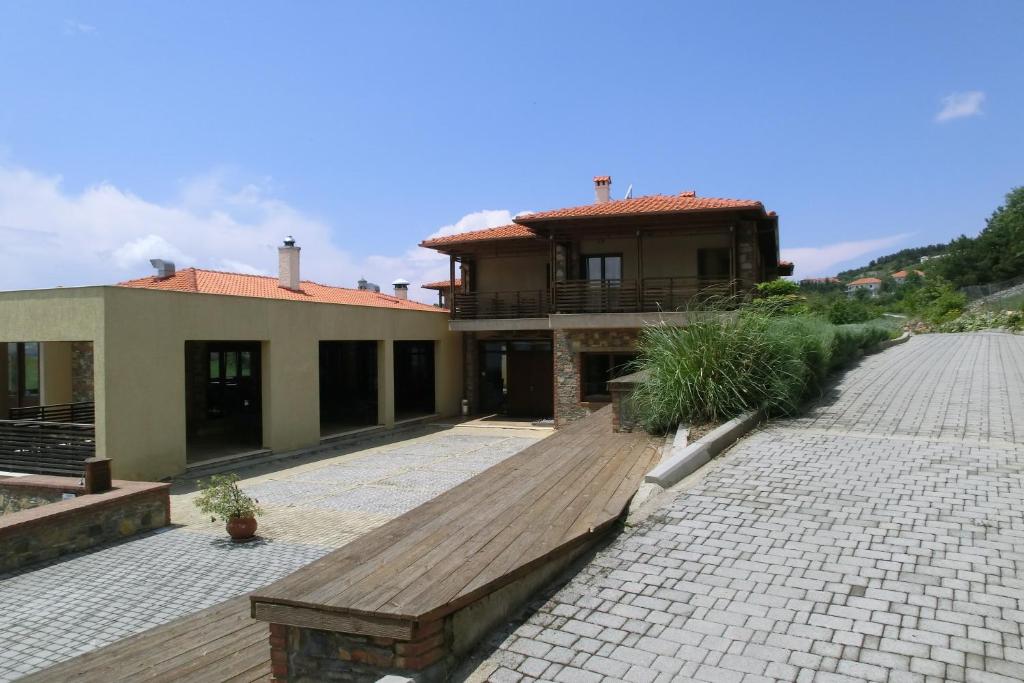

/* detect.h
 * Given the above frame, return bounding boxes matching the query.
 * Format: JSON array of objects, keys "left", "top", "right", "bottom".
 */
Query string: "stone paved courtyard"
[
  {"left": 0, "top": 425, "right": 544, "bottom": 682},
  {"left": 475, "top": 333, "right": 1024, "bottom": 683}
]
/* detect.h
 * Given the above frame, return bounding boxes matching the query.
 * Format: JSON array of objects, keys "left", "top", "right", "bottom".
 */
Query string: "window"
[
  {"left": 581, "top": 352, "right": 637, "bottom": 401},
  {"left": 582, "top": 254, "right": 623, "bottom": 281},
  {"left": 697, "top": 248, "right": 731, "bottom": 281},
  {"left": 6, "top": 342, "right": 40, "bottom": 408}
]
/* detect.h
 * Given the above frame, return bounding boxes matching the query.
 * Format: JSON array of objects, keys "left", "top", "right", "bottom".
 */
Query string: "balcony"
[
  {"left": 452, "top": 289, "right": 549, "bottom": 320},
  {"left": 451, "top": 277, "right": 734, "bottom": 320}
]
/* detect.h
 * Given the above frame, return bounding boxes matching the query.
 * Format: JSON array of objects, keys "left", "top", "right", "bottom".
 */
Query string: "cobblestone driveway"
[
  {"left": 478, "top": 333, "right": 1024, "bottom": 683},
  {"left": 0, "top": 426, "right": 543, "bottom": 681}
]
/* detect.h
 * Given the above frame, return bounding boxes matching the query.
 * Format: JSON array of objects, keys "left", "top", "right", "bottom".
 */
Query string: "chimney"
[
  {"left": 392, "top": 278, "right": 410, "bottom": 300},
  {"left": 278, "top": 236, "right": 301, "bottom": 291},
  {"left": 357, "top": 278, "right": 380, "bottom": 293},
  {"left": 594, "top": 175, "right": 612, "bottom": 204},
  {"left": 149, "top": 259, "right": 175, "bottom": 279}
]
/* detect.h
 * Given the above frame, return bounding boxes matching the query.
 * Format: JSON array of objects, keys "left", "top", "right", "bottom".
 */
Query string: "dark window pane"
[
  {"left": 209, "top": 352, "right": 220, "bottom": 379},
  {"left": 605, "top": 257, "right": 622, "bottom": 280},
  {"left": 240, "top": 351, "right": 251, "bottom": 377},
  {"left": 225, "top": 352, "right": 238, "bottom": 379}
]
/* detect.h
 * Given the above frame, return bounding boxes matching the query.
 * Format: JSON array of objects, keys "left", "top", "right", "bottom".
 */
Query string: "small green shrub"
[
  {"left": 937, "top": 309, "right": 1023, "bottom": 332},
  {"left": 756, "top": 279, "right": 801, "bottom": 297},
  {"left": 827, "top": 297, "right": 873, "bottom": 325},
  {"left": 194, "top": 474, "right": 261, "bottom": 522}
]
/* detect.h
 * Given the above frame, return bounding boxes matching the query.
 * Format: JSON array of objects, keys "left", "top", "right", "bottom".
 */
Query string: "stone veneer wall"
[
  {"left": 553, "top": 328, "right": 640, "bottom": 427},
  {"left": 736, "top": 222, "right": 760, "bottom": 291},
  {"left": 461, "top": 332, "right": 478, "bottom": 414},
  {"left": 71, "top": 341, "right": 94, "bottom": 403},
  {"left": 270, "top": 620, "right": 447, "bottom": 683},
  {"left": 0, "top": 477, "right": 170, "bottom": 572}
]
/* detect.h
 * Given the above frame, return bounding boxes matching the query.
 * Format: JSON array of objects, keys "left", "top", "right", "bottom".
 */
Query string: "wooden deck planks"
[
  {"left": 21, "top": 596, "right": 270, "bottom": 683},
  {"left": 252, "top": 407, "right": 660, "bottom": 624}
]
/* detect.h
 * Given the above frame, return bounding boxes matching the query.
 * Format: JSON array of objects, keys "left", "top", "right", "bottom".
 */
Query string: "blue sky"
[{"left": 1, "top": 1, "right": 1021, "bottom": 299}]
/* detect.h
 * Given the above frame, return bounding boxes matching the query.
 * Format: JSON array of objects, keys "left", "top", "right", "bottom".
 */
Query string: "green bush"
[
  {"left": 908, "top": 278, "right": 966, "bottom": 324},
  {"left": 937, "top": 309, "right": 1023, "bottom": 332},
  {"left": 629, "top": 311, "right": 895, "bottom": 432},
  {"left": 756, "top": 279, "right": 801, "bottom": 297},
  {"left": 827, "top": 297, "right": 873, "bottom": 324}
]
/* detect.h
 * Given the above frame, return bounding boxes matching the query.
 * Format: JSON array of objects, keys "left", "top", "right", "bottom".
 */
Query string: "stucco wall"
[
  {"left": 0, "top": 286, "right": 460, "bottom": 481},
  {"left": 642, "top": 231, "right": 733, "bottom": 279},
  {"left": 474, "top": 253, "right": 548, "bottom": 293}
]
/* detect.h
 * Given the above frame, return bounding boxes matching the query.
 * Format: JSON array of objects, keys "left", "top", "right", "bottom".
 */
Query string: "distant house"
[
  {"left": 891, "top": 270, "right": 924, "bottom": 284},
  {"left": 847, "top": 277, "right": 882, "bottom": 296}
]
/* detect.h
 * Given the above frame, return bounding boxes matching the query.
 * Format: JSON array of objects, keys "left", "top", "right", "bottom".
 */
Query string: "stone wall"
[
  {"left": 553, "top": 328, "right": 640, "bottom": 427},
  {"left": 0, "top": 477, "right": 170, "bottom": 572},
  {"left": 0, "top": 483, "right": 62, "bottom": 515},
  {"left": 461, "top": 332, "right": 477, "bottom": 414},
  {"left": 71, "top": 341, "right": 94, "bottom": 403},
  {"left": 271, "top": 620, "right": 447, "bottom": 682},
  {"left": 736, "top": 222, "right": 760, "bottom": 291}
]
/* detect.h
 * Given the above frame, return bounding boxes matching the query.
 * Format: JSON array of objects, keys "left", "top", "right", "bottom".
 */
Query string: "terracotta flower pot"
[{"left": 226, "top": 516, "right": 257, "bottom": 542}]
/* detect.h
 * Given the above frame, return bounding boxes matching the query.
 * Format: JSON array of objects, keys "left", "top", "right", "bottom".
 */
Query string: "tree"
[{"left": 938, "top": 186, "right": 1024, "bottom": 287}]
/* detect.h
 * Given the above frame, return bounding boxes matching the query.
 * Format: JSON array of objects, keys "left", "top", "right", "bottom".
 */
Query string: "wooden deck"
[
  {"left": 26, "top": 407, "right": 659, "bottom": 681},
  {"left": 21, "top": 596, "right": 270, "bottom": 683},
  {"left": 251, "top": 406, "right": 660, "bottom": 629}
]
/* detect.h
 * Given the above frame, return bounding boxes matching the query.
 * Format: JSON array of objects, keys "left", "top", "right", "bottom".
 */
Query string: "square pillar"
[{"left": 378, "top": 340, "right": 395, "bottom": 427}]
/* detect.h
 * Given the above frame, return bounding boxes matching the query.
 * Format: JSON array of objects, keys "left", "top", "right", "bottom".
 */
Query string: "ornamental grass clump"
[{"left": 629, "top": 300, "right": 896, "bottom": 433}]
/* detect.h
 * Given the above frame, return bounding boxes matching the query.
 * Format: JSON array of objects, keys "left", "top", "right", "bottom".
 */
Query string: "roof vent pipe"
[
  {"left": 278, "top": 236, "right": 301, "bottom": 291},
  {"left": 392, "top": 278, "right": 410, "bottom": 300},
  {"left": 149, "top": 259, "right": 176, "bottom": 279}
]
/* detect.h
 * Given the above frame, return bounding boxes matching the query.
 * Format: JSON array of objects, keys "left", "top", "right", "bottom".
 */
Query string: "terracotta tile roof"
[
  {"left": 421, "top": 279, "right": 461, "bottom": 290},
  {"left": 848, "top": 277, "right": 882, "bottom": 286},
  {"left": 515, "top": 192, "right": 766, "bottom": 223},
  {"left": 419, "top": 224, "right": 538, "bottom": 248},
  {"left": 891, "top": 270, "right": 925, "bottom": 278},
  {"left": 117, "top": 268, "right": 441, "bottom": 312}
]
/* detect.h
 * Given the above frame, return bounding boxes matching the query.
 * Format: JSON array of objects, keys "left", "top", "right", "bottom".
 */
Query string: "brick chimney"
[
  {"left": 594, "top": 176, "right": 612, "bottom": 204},
  {"left": 392, "top": 278, "right": 410, "bottom": 300},
  {"left": 278, "top": 236, "right": 301, "bottom": 291}
]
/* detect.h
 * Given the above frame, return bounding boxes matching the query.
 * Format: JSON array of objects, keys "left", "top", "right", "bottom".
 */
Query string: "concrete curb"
[
  {"left": 643, "top": 411, "right": 761, "bottom": 489},
  {"left": 876, "top": 330, "right": 911, "bottom": 351}
]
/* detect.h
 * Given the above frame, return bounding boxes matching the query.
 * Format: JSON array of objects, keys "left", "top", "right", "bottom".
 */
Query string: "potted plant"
[{"left": 194, "top": 474, "right": 262, "bottom": 542}]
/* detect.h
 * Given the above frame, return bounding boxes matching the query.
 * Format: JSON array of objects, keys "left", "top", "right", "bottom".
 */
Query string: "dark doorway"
[
  {"left": 580, "top": 352, "right": 637, "bottom": 403},
  {"left": 319, "top": 341, "right": 378, "bottom": 436},
  {"left": 185, "top": 341, "right": 263, "bottom": 462},
  {"left": 6, "top": 342, "right": 40, "bottom": 411},
  {"left": 394, "top": 341, "right": 435, "bottom": 420},
  {"left": 478, "top": 340, "right": 552, "bottom": 418}
]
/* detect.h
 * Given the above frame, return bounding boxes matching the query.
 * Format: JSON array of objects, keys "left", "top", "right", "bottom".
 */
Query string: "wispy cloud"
[
  {"left": 0, "top": 163, "right": 516, "bottom": 303},
  {"left": 935, "top": 91, "right": 985, "bottom": 123},
  {"left": 63, "top": 20, "right": 96, "bottom": 35},
  {"left": 781, "top": 234, "right": 911, "bottom": 279}
]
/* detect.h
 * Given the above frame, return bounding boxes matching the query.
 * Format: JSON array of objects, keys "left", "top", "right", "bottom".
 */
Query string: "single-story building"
[
  {"left": 846, "top": 277, "right": 882, "bottom": 296},
  {"left": 1, "top": 239, "right": 461, "bottom": 481},
  {"left": 891, "top": 270, "right": 925, "bottom": 284}
]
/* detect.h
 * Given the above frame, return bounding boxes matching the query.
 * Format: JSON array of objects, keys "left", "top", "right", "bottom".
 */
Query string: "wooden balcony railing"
[
  {"left": 0, "top": 419, "right": 96, "bottom": 476},
  {"left": 453, "top": 290, "right": 549, "bottom": 320},
  {"left": 9, "top": 401, "right": 95, "bottom": 424},
  {"left": 640, "top": 277, "right": 733, "bottom": 312},
  {"left": 451, "top": 278, "right": 739, "bottom": 319},
  {"left": 554, "top": 279, "right": 639, "bottom": 314}
]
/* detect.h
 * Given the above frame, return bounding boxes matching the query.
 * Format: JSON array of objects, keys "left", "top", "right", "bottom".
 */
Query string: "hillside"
[{"left": 836, "top": 243, "right": 948, "bottom": 281}]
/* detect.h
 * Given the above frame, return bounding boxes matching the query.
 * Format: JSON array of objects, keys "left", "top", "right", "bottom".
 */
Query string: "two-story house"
[{"left": 421, "top": 176, "right": 781, "bottom": 426}]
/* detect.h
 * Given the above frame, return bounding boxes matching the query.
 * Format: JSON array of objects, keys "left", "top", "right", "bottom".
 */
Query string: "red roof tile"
[
  {"left": 891, "top": 270, "right": 924, "bottom": 278},
  {"left": 421, "top": 279, "right": 461, "bottom": 290},
  {"left": 515, "top": 192, "right": 765, "bottom": 223},
  {"left": 848, "top": 277, "right": 882, "bottom": 286},
  {"left": 117, "top": 268, "right": 441, "bottom": 312},
  {"left": 419, "top": 224, "right": 538, "bottom": 248}
]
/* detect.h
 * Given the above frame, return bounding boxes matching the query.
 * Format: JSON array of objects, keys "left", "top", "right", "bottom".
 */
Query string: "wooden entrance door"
[{"left": 506, "top": 342, "right": 553, "bottom": 418}]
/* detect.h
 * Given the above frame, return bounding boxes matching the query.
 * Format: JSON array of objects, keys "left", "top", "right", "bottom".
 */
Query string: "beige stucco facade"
[{"left": 0, "top": 286, "right": 461, "bottom": 481}]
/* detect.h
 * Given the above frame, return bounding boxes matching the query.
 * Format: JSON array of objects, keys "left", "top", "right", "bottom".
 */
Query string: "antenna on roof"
[{"left": 623, "top": 184, "right": 633, "bottom": 200}]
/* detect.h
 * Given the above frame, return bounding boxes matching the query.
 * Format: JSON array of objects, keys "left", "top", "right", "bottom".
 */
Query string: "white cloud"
[
  {"left": 935, "top": 91, "right": 985, "bottom": 123},
  {"left": 63, "top": 20, "right": 96, "bottom": 35},
  {"left": 781, "top": 233, "right": 910, "bottom": 279},
  {"left": 425, "top": 209, "right": 514, "bottom": 240},
  {"left": 0, "top": 163, "right": 516, "bottom": 304}
]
